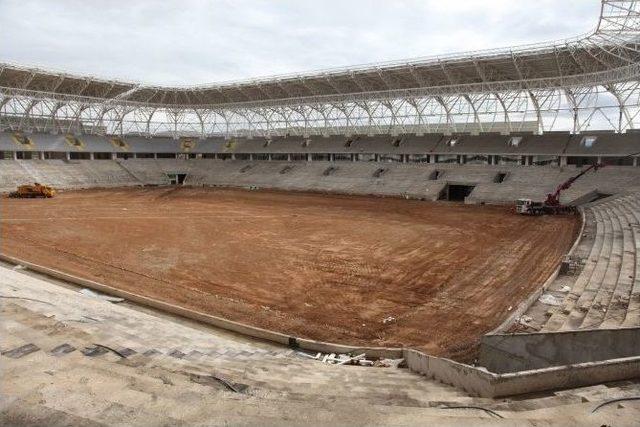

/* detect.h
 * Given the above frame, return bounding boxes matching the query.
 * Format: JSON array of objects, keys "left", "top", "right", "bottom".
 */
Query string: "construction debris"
[
  {"left": 382, "top": 316, "right": 396, "bottom": 324},
  {"left": 335, "top": 354, "right": 365, "bottom": 365},
  {"left": 373, "top": 358, "right": 405, "bottom": 368},
  {"left": 79, "top": 289, "right": 125, "bottom": 303},
  {"left": 538, "top": 293, "right": 561, "bottom": 306},
  {"left": 296, "top": 351, "right": 403, "bottom": 368},
  {"left": 518, "top": 315, "right": 533, "bottom": 326},
  {"left": 92, "top": 343, "right": 128, "bottom": 358},
  {"left": 188, "top": 373, "right": 247, "bottom": 394}
]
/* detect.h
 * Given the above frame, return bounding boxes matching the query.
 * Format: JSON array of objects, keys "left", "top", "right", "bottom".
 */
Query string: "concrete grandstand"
[{"left": 2, "top": 1, "right": 640, "bottom": 425}]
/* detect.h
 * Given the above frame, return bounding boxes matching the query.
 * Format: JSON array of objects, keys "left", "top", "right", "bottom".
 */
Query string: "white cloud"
[{"left": 0, "top": 0, "right": 601, "bottom": 85}]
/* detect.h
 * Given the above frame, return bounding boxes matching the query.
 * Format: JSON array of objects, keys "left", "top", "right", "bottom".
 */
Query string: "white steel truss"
[{"left": 1, "top": 0, "right": 640, "bottom": 138}]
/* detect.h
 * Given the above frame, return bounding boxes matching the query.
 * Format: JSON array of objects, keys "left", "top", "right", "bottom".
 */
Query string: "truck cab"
[{"left": 516, "top": 198, "right": 543, "bottom": 215}]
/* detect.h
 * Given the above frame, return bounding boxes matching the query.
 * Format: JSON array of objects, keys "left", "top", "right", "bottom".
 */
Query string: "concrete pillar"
[
  {"left": 634, "top": 157, "right": 638, "bottom": 167},
  {"left": 268, "top": 154, "right": 272, "bottom": 161},
  {"left": 352, "top": 154, "right": 357, "bottom": 162},
  {"left": 459, "top": 155, "right": 465, "bottom": 165},
  {"left": 249, "top": 154, "right": 254, "bottom": 161},
  {"left": 111, "top": 153, "right": 117, "bottom": 160},
  {"left": 330, "top": 153, "right": 335, "bottom": 162},
  {"left": 231, "top": 153, "right": 236, "bottom": 160},
  {"left": 287, "top": 153, "right": 291, "bottom": 162},
  {"left": 430, "top": 155, "right": 437, "bottom": 164},
  {"left": 89, "top": 152, "right": 94, "bottom": 160},
  {"left": 65, "top": 152, "right": 71, "bottom": 161},
  {"left": 597, "top": 156, "right": 603, "bottom": 164},
  {"left": 560, "top": 156, "right": 568, "bottom": 167},
  {"left": 12, "top": 151, "right": 18, "bottom": 160},
  {"left": 153, "top": 153, "right": 158, "bottom": 159},
  {"left": 307, "top": 153, "right": 312, "bottom": 162}
]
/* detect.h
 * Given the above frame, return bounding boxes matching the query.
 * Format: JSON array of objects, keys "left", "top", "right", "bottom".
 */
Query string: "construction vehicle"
[
  {"left": 9, "top": 183, "right": 56, "bottom": 198},
  {"left": 517, "top": 163, "right": 605, "bottom": 215},
  {"left": 517, "top": 151, "right": 640, "bottom": 216}
]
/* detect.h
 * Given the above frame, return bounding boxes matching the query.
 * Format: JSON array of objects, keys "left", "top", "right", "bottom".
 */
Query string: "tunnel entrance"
[
  {"left": 167, "top": 173, "right": 187, "bottom": 185},
  {"left": 439, "top": 184, "right": 476, "bottom": 202}
]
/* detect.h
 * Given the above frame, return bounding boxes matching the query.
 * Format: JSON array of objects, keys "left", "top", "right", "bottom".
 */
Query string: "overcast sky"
[{"left": 1, "top": 0, "right": 601, "bottom": 86}]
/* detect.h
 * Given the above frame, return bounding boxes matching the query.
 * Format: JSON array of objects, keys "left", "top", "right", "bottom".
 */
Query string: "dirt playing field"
[{"left": 1, "top": 187, "right": 579, "bottom": 360}]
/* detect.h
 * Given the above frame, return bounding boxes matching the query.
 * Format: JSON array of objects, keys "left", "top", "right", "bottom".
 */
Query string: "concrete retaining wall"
[
  {"left": 402, "top": 349, "right": 495, "bottom": 396},
  {"left": 404, "top": 347, "right": 640, "bottom": 398},
  {"left": 490, "top": 356, "right": 640, "bottom": 397},
  {"left": 479, "top": 328, "right": 640, "bottom": 373}
]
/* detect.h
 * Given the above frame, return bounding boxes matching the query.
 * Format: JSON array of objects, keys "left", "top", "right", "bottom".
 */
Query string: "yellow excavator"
[{"left": 9, "top": 183, "right": 56, "bottom": 198}]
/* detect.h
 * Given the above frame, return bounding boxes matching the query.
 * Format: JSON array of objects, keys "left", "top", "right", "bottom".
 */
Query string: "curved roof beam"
[{"left": 0, "top": 1, "right": 639, "bottom": 111}]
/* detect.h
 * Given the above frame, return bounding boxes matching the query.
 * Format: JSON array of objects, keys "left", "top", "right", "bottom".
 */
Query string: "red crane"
[
  {"left": 543, "top": 162, "right": 605, "bottom": 207},
  {"left": 517, "top": 153, "right": 640, "bottom": 215}
]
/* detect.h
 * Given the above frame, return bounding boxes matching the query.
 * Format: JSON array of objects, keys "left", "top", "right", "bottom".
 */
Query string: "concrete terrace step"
[
  {"left": 2, "top": 267, "right": 518, "bottom": 427},
  {"left": 0, "top": 264, "right": 470, "bottom": 403},
  {"left": 624, "top": 215, "right": 640, "bottom": 326},
  {"left": 611, "top": 195, "right": 640, "bottom": 327},
  {"left": 12, "top": 160, "right": 142, "bottom": 190},
  {"left": 601, "top": 201, "right": 636, "bottom": 328},
  {"left": 6, "top": 159, "right": 640, "bottom": 205},
  {"left": 0, "top": 349, "right": 525, "bottom": 427},
  {"left": 561, "top": 204, "right": 614, "bottom": 331},
  {"left": 535, "top": 195, "right": 640, "bottom": 333},
  {"left": 542, "top": 207, "right": 605, "bottom": 332},
  {"left": 580, "top": 203, "right": 625, "bottom": 329},
  {"left": 3, "top": 268, "right": 640, "bottom": 426},
  {"left": 118, "top": 159, "right": 169, "bottom": 185}
]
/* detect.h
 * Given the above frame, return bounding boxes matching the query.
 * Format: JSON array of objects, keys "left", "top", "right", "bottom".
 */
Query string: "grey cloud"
[{"left": 0, "top": 0, "right": 600, "bottom": 85}]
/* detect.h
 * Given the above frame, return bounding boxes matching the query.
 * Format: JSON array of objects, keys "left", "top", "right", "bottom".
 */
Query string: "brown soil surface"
[{"left": 1, "top": 187, "right": 579, "bottom": 360}]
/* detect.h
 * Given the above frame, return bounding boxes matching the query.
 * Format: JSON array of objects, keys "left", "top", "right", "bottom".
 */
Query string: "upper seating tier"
[{"left": 2, "top": 131, "right": 639, "bottom": 157}]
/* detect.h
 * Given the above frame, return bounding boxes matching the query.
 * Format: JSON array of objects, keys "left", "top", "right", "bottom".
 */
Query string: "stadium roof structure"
[{"left": 1, "top": 0, "right": 640, "bottom": 138}]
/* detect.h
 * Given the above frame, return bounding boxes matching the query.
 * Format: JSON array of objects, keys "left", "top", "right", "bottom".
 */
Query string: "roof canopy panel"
[{"left": 1, "top": 1, "right": 640, "bottom": 108}]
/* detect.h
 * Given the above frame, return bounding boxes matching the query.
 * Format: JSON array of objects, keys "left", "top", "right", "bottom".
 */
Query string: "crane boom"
[
  {"left": 544, "top": 163, "right": 604, "bottom": 207},
  {"left": 517, "top": 152, "right": 640, "bottom": 216}
]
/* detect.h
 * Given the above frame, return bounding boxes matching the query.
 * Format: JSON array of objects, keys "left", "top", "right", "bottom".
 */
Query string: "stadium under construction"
[{"left": 2, "top": 1, "right": 640, "bottom": 425}]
